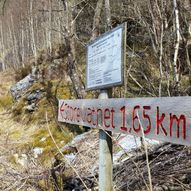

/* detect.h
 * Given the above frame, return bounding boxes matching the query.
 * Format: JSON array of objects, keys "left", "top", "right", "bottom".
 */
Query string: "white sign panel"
[
  {"left": 86, "top": 23, "right": 126, "bottom": 90},
  {"left": 58, "top": 97, "right": 191, "bottom": 146}
]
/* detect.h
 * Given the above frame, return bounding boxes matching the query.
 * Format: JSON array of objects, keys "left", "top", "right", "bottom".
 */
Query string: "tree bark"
[
  {"left": 105, "top": 0, "right": 112, "bottom": 30},
  {"left": 30, "top": 0, "right": 37, "bottom": 63},
  {"left": 63, "top": 0, "right": 86, "bottom": 99},
  {"left": 0, "top": 19, "right": 5, "bottom": 71},
  {"left": 172, "top": 0, "right": 180, "bottom": 95},
  {"left": 91, "top": 0, "right": 104, "bottom": 40}
]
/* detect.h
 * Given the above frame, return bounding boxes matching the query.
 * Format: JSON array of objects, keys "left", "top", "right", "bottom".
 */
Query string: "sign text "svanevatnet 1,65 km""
[{"left": 58, "top": 97, "right": 191, "bottom": 146}]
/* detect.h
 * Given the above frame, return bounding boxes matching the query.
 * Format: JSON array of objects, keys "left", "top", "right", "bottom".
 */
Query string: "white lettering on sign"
[
  {"left": 58, "top": 97, "right": 191, "bottom": 146},
  {"left": 86, "top": 23, "right": 126, "bottom": 90}
]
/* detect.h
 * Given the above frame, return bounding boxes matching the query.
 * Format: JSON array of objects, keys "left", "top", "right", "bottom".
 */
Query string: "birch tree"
[
  {"left": 172, "top": 0, "right": 180, "bottom": 95},
  {"left": 0, "top": 19, "right": 5, "bottom": 71},
  {"left": 30, "top": 0, "right": 37, "bottom": 63},
  {"left": 91, "top": 0, "right": 104, "bottom": 40}
]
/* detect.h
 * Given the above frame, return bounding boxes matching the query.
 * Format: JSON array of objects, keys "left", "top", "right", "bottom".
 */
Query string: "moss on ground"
[
  {"left": 5, "top": 77, "right": 77, "bottom": 168},
  {"left": 10, "top": 130, "right": 22, "bottom": 139},
  {"left": 31, "top": 122, "right": 73, "bottom": 165},
  {"left": 26, "top": 82, "right": 45, "bottom": 92}
]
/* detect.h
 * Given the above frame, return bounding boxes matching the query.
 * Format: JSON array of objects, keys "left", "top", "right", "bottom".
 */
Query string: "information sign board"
[
  {"left": 86, "top": 23, "right": 126, "bottom": 90},
  {"left": 58, "top": 97, "right": 191, "bottom": 146}
]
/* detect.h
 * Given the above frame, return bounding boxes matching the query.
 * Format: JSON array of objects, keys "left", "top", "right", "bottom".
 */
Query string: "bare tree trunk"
[
  {"left": 0, "top": 19, "right": 5, "bottom": 71},
  {"left": 8, "top": 18, "right": 17, "bottom": 68},
  {"left": 30, "top": 0, "right": 37, "bottom": 63},
  {"left": 21, "top": 27, "right": 25, "bottom": 66},
  {"left": 182, "top": 0, "right": 191, "bottom": 84},
  {"left": 158, "top": 22, "right": 164, "bottom": 97},
  {"left": 147, "top": 0, "right": 159, "bottom": 51},
  {"left": 35, "top": 14, "right": 39, "bottom": 55},
  {"left": 91, "top": 0, "right": 104, "bottom": 40},
  {"left": 158, "top": 1, "right": 164, "bottom": 97},
  {"left": 105, "top": 0, "right": 112, "bottom": 30},
  {"left": 172, "top": 0, "right": 180, "bottom": 95},
  {"left": 27, "top": 27, "right": 31, "bottom": 57},
  {"left": 11, "top": 14, "right": 21, "bottom": 67},
  {"left": 62, "top": 0, "right": 86, "bottom": 99},
  {"left": 21, "top": 13, "right": 25, "bottom": 67},
  {"left": 48, "top": 0, "right": 52, "bottom": 54},
  {"left": 186, "top": 44, "right": 191, "bottom": 84},
  {"left": 58, "top": 0, "right": 62, "bottom": 43}
]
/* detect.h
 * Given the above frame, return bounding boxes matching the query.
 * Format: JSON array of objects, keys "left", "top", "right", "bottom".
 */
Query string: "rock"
[
  {"left": 61, "top": 146, "right": 78, "bottom": 155},
  {"left": 40, "top": 137, "right": 46, "bottom": 142},
  {"left": 59, "top": 132, "right": 89, "bottom": 156},
  {"left": 33, "top": 147, "right": 44, "bottom": 158},
  {"left": 25, "top": 103, "right": 36, "bottom": 112},
  {"left": 13, "top": 153, "right": 28, "bottom": 168},
  {"left": 117, "top": 134, "right": 160, "bottom": 151},
  {"left": 113, "top": 134, "right": 160, "bottom": 164},
  {"left": 24, "top": 88, "right": 44, "bottom": 112},
  {"left": 52, "top": 58, "right": 63, "bottom": 66},
  {"left": 64, "top": 153, "right": 76, "bottom": 162},
  {"left": 26, "top": 89, "right": 44, "bottom": 104},
  {"left": 10, "top": 74, "right": 36, "bottom": 100}
]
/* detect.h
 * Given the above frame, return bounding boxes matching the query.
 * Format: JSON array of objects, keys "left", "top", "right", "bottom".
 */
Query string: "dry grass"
[
  {"left": 0, "top": 70, "right": 15, "bottom": 96},
  {"left": 0, "top": 112, "right": 46, "bottom": 190},
  {"left": 0, "top": 95, "right": 13, "bottom": 109},
  {"left": 0, "top": 71, "right": 74, "bottom": 190}
]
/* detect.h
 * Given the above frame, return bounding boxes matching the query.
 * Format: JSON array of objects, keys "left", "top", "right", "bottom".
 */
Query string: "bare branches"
[
  {"left": 63, "top": 0, "right": 86, "bottom": 99},
  {"left": 45, "top": 112, "right": 89, "bottom": 190}
]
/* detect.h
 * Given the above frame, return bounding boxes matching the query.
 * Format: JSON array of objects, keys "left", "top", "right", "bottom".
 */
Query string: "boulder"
[
  {"left": 10, "top": 74, "right": 36, "bottom": 100},
  {"left": 13, "top": 153, "right": 28, "bottom": 168},
  {"left": 33, "top": 147, "right": 44, "bottom": 158},
  {"left": 26, "top": 89, "right": 44, "bottom": 104}
]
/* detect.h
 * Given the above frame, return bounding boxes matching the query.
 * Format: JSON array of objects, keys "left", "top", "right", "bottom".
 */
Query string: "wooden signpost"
[
  {"left": 86, "top": 23, "right": 126, "bottom": 190},
  {"left": 58, "top": 23, "right": 190, "bottom": 190},
  {"left": 58, "top": 97, "right": 191, "bottom": 146}
]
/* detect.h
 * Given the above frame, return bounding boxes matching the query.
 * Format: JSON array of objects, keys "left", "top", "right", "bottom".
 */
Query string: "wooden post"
[{"left": 98, "top": 89, "right": 113, "bottom": 191}]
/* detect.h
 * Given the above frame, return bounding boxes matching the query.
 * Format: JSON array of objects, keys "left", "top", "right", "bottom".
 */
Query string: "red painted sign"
[{"left": 58, "top": 97, "right": 191, "bottom": 146}]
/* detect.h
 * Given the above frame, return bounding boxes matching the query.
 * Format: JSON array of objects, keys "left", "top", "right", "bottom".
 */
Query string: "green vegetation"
[
  {"left": 32, "top": 122, "right": 72, "bottom": 165},
  {"left": 8, "top": 78, "right": 76, "bottom": 167}
]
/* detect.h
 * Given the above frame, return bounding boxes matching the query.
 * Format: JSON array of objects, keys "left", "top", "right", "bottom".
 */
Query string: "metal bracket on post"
[{"left": 98, "top": 89, "right": 113, "bottom": 191}]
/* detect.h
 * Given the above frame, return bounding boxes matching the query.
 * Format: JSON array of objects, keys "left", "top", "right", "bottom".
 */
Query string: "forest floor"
[
  {"left": 0, "top": 71, "right": 46, "bottom": 190},
  {"left": 0, "top": 111, "right": 44, "bottom": 191},
  {"left": 0, "top": 71, "right": 191, "bottom": 191}
]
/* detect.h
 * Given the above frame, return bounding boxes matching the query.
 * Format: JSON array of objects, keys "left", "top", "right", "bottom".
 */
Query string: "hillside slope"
[{"left": 0, "top": 67, "right": 191, "bottom": 190}]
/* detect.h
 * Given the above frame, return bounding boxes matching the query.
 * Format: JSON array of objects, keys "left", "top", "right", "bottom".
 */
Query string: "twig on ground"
[{"left": 45, "top": 112, "right": 89, "bottom": 190}]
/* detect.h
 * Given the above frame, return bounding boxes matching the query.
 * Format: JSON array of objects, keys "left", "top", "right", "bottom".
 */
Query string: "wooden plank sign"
[{"left": 58, "top": 97, "right": 191, "bottom": 146}]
